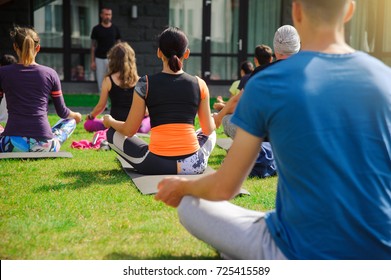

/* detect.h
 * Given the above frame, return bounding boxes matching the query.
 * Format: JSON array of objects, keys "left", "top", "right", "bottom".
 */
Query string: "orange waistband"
[{"left": 149, "top": 123, "right": 199, "bottom": 156}]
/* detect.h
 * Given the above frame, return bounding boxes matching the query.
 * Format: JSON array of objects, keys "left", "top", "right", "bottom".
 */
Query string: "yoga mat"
[
  {"left": 0, "top": 151, "right": 73, "bottom": 159},
  {"left": 117, "top": 156, "right": 249, "bottom": 196},
  {"left": 216, "top": 138, "right": 233, "bottom": 151}
]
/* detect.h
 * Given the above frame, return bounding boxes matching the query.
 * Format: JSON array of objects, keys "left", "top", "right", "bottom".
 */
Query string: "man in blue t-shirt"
[{"left": 155, "top": 0, "right": 391, "bottom": 259}]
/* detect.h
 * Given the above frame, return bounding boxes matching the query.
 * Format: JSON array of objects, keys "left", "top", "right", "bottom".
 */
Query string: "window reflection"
[
  {"left": 210, "top": 57, "right": 238, "bottom": 80},
  {"left": 71, "top": 0, "right": 99, "bottom": 48},
  {"left": 349, "top": 0, "right": 377, "bottom": 52},
  {"left": 210, "top": 0, "right": 239, "bottom": 81},
  {"left": 382, "top": 0, "right": 391, "bottom": 52},
  {"left": 211, "top": 0, "right": 239, "bottom": 54},
  {"left": 71, "top": 53, "right": 95, "bottom": 81},
  {"left": 36, "top": 53, "right": 64, "bottom": 80},
  {"left": 247, "top": 0, "right": 281, "bottom": 53},
  {"left": 34, "top": 0, "right": 63, "bottom": 48},
  {"left": 169, "top": 0, "right": 202, "bottom": 78},
  {"left": 183, "top": 56, "right": 202, "bottom": 77},
  {"left": 169, "top": 0, "right": 202, "bottom": 53}
]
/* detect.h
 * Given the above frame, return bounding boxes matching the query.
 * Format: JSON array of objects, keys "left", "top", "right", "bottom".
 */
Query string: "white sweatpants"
[
  {"left": 177, "top": 196, "right": 287, "bottom": 260},
  {"left": 95, "top": 57, "right": 108, "bottom": 93}
]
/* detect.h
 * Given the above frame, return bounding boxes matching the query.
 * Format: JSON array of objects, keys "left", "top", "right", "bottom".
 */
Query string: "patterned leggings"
[
  {"left": 0, "top": 119, "right": 76, "bottom": 152},
  {"left": 107, "top": 127, "right": 216, "bottom": 175}
]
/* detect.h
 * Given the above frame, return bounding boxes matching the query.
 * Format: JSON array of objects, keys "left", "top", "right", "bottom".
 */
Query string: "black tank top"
[
  {"left": 108, "top": 75, "right": 135, "bottom": 121},
  {"left": 146, "top": 72, "right": 200, "bottom": 128}
]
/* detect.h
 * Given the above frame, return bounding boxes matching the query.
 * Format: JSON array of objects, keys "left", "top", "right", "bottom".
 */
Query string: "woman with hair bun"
[
  {"left": 103, "top": 27, "right": 216, "bottom": 175},
  {"left": 0, "top": 26, "right": 82, "bottom": 153}
]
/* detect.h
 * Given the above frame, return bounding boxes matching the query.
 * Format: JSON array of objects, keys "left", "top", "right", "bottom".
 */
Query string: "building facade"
[{"left": 0, "top": 0, "right": 390, "bottom": 96}]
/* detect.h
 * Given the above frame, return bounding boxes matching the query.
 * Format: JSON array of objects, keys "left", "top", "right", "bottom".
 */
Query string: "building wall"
[
  {"left": 103, "top": 0, "right": 169, "bottom": 76},
  {"left": 62, "top": 0, "right": 170, "bottom": 94},
  {"left": 0, "top": 0, "right": 30, "bottom": 58},
  {"left": 0, "top": 0, "right": 293, "bottom": 97}
]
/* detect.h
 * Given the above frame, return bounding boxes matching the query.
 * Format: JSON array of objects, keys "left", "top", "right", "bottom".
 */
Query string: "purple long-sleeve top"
[{"left": 0, "top": 63, "right": 70, "bottom": 139}]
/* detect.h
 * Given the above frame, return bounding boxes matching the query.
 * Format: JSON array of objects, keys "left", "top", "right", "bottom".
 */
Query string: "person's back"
[
  {"left": 84, "top": 42, "right": 151, "bottom": 133},
  {"left": 0, "top": 54, "right": 17, "bottom": 123},
  {"left": 155, "top": 0, "right": 391, "bottom": 261},
  {"left": 0, "top": 26, "right": 81, "bottom": 152},
  {"left": 103, "top": 27, "right": 216, "bottom": 175},
  {"left": 107, "top": 75, "right": 134, "bottom": 121},
  {"left": 1, "top": 63, "right": 66, "bottom": 138},
  {"left": 242, "top": 51, "right": 391, "bottom": 259},
  {"left": 145, "top": 72, "right": 202, "bottom": 156},
  {"left": 233, "top": 0, "right": 391, "bottom": 258}
]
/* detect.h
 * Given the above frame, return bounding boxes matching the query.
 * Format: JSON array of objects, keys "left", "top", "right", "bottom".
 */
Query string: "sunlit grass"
[{"left": 0, "top": 97, "right": 277, "bottom": 259}]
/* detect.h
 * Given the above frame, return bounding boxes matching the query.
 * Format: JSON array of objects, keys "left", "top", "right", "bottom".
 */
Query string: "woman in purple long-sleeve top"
[{"left": 0, "top": 26, "right": 82, "bottom": 152}]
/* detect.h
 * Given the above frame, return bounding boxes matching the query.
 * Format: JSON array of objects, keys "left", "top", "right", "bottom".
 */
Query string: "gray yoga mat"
[
  {"left": 117, "top": 156, "right": 249, "bottom": 196},
  {"left": 216, "top": 137, "right": 233, "bottom": 151},
  {"left": 0, "top": 151, "right": 73, "bottom": 159}
]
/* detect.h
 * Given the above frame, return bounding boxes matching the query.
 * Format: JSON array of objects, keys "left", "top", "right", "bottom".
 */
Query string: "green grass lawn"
[
  {"left": 0, "top": 96, "right": 277, "bottom": 260},
  {"left": 62, "top": 94, "right": 100, "bottom": 107}
]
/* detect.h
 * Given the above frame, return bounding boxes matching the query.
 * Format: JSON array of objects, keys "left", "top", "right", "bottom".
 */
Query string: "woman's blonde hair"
[
  {"left": 10, "top": 26, "right": 40, "bottom": 66},
  {"left": 106, "top": 42, "right": 139, "bottom": 88}
]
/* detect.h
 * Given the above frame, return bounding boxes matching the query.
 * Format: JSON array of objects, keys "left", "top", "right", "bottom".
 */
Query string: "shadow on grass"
[
  {"left": 33, "top": 168, "right": 128, "bottom": 193},
  {"left": 207, "top": 153, "right": 225, "bottom": 167},
  {"left": 104, "top": 252, "right": 220, "bottom": 260}
]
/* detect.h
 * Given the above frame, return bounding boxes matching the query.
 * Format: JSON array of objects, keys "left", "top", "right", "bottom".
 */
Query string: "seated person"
[
  {"left": 103, "top": 27, "right": 216, "bottom": 175},
  {"left": 0, "top": 54, "right": 17, "bottom": 123},
  {"left": 155, "top": 0, "right": 391, "bottom": 260},
  {"left": 213, "top": 60, "right": 254, "bottom": 111},
  {"left": 71, "top": 64, "right": 86, "bottom": 81},
  {"left": 219, "top": 26, "right": 300, "bottom": 139},
  {"left": 84, "top": 42, "right": 150, "bottom": 134},
  {"left": 0, "top": 26, "right": 81, "bottom": 153},
  {"left": 216, "top": 26, "right": 300, "bottom": 179},
  {"left": 212, "top": 44, "right": 273, "bottom": 133}
]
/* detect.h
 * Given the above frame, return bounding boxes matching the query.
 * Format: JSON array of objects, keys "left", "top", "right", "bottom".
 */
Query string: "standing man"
[
  {"left": 155, "top": 0, "right": 391, "bottom": 259},
  {"left": 90, "top": 8, "right": 121, "bottom": 94}
]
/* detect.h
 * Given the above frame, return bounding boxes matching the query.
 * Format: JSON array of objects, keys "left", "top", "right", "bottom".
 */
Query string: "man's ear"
[
  {"left": 343, "top": 1, "right": 356, "bottom": 23},
  {"left": 292, "top": 1, "right": 302, "bottom": 26},
  {"left": 183, "top": 48, "right": 190, "bottom": 59},
  {"left": 157, "top": 48, "right": 163, "bottom": 58}
]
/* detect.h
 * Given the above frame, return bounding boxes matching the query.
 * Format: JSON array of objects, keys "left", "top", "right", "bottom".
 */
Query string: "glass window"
[
  {"left": 36, "top": 53, "right": 64, "bottom": 80},
  {"left": 382, "top": 0, "right": 391, "bottom": 52},
  {"left": 382, "top": 57, "right": 391, "bottom": 66},
  {"left": 247, "top": 0, "right": 281, "bottom": 53},
  {"left": 169, "top": 0, "right": 203, "bottom": 53},
  {"left": 71, "top": 0, "right": 99, "bottom": 48},
  {"left": 210, "top": 57, "right": 238, "bottom": 80},
  {"left": 210, "top": 0, "right": 239, "bottom": 81},
  {"left": 348, "top": 0, "right": 377, "bottom": 52},
  {"left": 183, "top": 56, "right": 202, "bottom": 77},
  {"left": 71, "top": 53, "right": 95, "bottom": 81},
  {"left": 169, "top": 0, "right": 203, "bottom": 77},
  {"left": 34, "top": 0, "right": 63, "bottom": 48},
  {"left": 211, "top": 0, "right": 239, "bottom": 54}
]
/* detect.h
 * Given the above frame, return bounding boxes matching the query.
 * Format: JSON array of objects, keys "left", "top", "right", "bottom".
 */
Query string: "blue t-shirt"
[{"left": 232, "top": 51, "right": 391, "bottom": 259}]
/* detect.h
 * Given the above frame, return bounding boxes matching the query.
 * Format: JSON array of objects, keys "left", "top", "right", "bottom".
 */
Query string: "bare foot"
[
  {"left": 216, "top": 95, "right": 224, "bottom": 103},
  {"left": 213, "top": 102, "right": 225, "bottom": 111}
]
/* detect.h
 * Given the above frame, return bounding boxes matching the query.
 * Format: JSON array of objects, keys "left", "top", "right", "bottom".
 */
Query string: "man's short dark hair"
[
  {"left": 0, "top": 54, "right": 17, "bottom": 66},
  {"left": 254, "top": 44, "right": 273, "bottom": 66},
  {"left": 296, "top": 0, "right": 350, "bottom": 22},
  {"left": 240, "top": 61, "right": 254, "bottom": 75}
]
